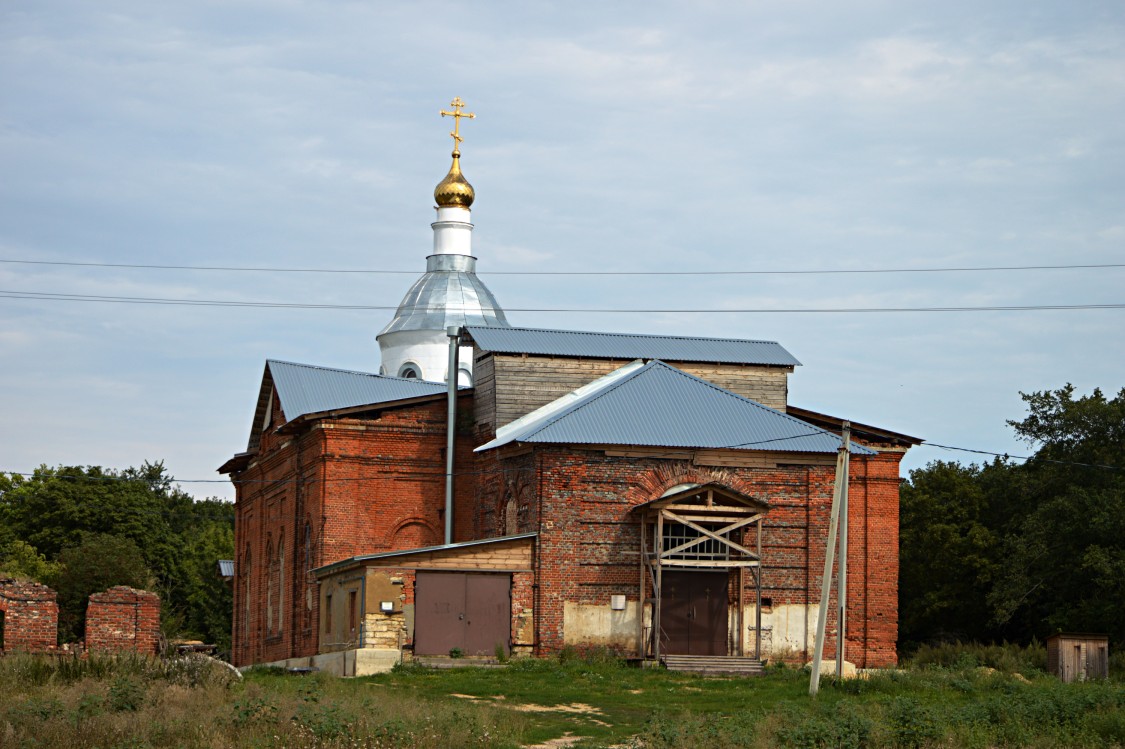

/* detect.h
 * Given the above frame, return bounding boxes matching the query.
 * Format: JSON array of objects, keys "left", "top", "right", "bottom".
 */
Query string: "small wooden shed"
[{"left": 1047, "top": 633, "right": 1109, "bottom": 682}]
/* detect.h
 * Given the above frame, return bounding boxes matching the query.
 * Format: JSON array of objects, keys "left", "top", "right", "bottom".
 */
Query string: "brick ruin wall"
[
  {"left": 0, "top": 578, "right": 59, "bottom": 652},
  {"left": 85, "top": 586, "right": 161, "bottom": 654},
  {"left": 0, "top": 580, "right": 161, "bottom": 655}
]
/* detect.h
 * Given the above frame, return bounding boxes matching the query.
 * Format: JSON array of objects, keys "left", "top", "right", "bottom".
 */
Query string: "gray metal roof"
[
  {"left": 268, "top": 360, "right": 447, "bottom": 422},
  {"left": 465, "top": 326, "right": 800, "bottom": 366},
  {"left": 476, "top": 360, "right": 874, "bottom": 455},
  {"left": 379, "top": 254, "right": 509, "bottom": 336},
  {"left": 217, "top": 560, "right": 234, "bottom": 578}
]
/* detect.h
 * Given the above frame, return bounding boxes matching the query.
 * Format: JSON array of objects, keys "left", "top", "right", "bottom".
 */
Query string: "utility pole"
[
  {"left": 809, "top": 422, "right": 851, "bottom": 696},
  {"left": 836, "top": 422, "right": 851, "bottom": 680}
]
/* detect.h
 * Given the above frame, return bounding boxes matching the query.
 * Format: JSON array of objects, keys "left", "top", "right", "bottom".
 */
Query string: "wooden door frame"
[{"left": 634, "top": 483, "right": 767, "bottom": 661}]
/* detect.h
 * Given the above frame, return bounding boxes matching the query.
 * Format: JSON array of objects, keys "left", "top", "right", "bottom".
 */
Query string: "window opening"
[{"left": 661, "top": 523, "right": 732, "bottom": 561}]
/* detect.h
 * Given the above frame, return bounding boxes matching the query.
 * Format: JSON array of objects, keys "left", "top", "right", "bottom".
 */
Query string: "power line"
[
  {"left": 2, "top": 289, "right": 1121, "bottom": 314},
  {"left": 2, "top": 258, "right": 1123, "bottom": 276},
  {"left": 4, "top": 434, "right": 1119, "bottom": 492},
  {"left": 923, "top": 442, "right": 1122, "bottom": 471}
]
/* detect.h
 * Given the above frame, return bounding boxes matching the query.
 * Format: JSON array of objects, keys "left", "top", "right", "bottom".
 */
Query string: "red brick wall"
[
  {"left": 229, "top": 378, "right": 905, "bottom": 669},
  {"left": 0, "top": 578, "right": 58, "bottom": 652},
  {"left": 85, "top": 586, "right": 160, "bottom": 655},
  {"left": 230, "top": 392, "right": 480, "bottom": 666},
  {"left": 481, "top": 446, "right": 902, "bottom": 667}
]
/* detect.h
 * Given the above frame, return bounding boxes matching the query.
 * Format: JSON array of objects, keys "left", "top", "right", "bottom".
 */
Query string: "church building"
[{"left": 221, "top": 99, "right": 919, "bottom": 675}]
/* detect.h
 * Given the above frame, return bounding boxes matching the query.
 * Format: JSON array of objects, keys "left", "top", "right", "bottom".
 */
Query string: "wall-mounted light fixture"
[{"left": 380, "top": 601, "right": 394, "bottom": 613}]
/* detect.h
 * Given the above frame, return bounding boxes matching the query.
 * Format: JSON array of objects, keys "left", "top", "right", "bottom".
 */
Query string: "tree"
[
  {"left": 0, "top": 540, "right": 62, "bottom": 582},
  {"left": 898, "top": 461, "right": 1004, "bottom": 645},
  {"left": 0, "top": 463, "right": 235, "bottom": 646},
  {"left": 899, "top": 384, "right": 1125, "bottom": 649},
  {"left": 53, "top": 533, "right": 153, "bottom": 641},
  {"left": 988, "top": 386, "right": 1125, "bottom": 642}
]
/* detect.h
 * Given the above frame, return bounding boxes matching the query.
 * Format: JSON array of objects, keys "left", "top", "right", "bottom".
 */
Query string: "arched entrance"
[{"left": 632, "top": 483, "right": 767, "bottom": 661}]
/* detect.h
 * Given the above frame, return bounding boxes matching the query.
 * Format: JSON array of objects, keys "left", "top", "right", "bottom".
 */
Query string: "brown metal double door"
[
  {"left": 661, "top": 571, "right": 728, "bottom": 656},
  {"left": 414, "top": 572, "right": 511, "bottom": 656}
]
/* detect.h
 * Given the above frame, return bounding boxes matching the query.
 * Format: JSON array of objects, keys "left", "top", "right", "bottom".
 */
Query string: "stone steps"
[
  {"left": 410, "top": 655, "right": 508, "bottom": 669},
  {"left": 661, "top": 655, "right": 765, "bottom": 676}
]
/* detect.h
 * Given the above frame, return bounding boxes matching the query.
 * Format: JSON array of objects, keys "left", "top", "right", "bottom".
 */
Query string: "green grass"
[{"left": 0, "top": 646, "right": 1122, "bottom": 748}]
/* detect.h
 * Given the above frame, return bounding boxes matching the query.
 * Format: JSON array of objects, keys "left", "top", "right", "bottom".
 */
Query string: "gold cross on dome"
[{"left": 440, "top": 97, "right": 475, "bottom": 154}]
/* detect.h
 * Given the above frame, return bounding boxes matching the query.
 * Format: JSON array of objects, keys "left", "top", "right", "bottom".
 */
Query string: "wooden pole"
[
  {"left": 654, "top": 510, "right": 664, "bottom": 662},
  {"left": 756, "top": 517, "right": 763, "bottom": 661},
  {"left": 809, "top": 426, "right": 849, "bottom": 697},
  {"left": 639, "top": 510, "right": 648, "bottom": 656},
  {"left": 836, "top": 423, "right": 851, "bottom": 679}
]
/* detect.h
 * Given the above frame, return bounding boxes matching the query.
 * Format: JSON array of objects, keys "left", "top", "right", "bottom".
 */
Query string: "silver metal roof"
[
  {"left": 477, "top": 360, "right": 874, "bottom": 455},
  {"left": 217, "top": 560, "right": 234, "bottom": 578},
  {"left": 379, "top": 254, "right": 509, "bottom": 336},
  {"left": 268, "top": 360, "right": 447, "bottom": 421},
  {"left": 465, "top": 326, "right": 800, "bottom": 366}
]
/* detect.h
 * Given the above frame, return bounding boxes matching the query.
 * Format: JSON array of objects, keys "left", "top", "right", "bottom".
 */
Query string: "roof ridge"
[{"left": 464, "top": 325, "right": 782, "bottom": 346}]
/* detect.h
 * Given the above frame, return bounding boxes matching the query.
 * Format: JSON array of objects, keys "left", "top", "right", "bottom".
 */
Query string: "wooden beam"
[
  {"left": 654, "top": 510, "right": 663, "bottom": 662},
  {"left": 638, "top": 512, "right": 646, "bottom": 658},
  {"left": 669, "top": 513, "right": 760, "bottom": 524},
  {"left": 657, "top": 503, "right": 758, "bottom": 514},
  {"left": 659, "top": 511, "right": 760, "bottom": 559},
  {"left": 661, "top": 559, "right": 760, "bottom": 568}
]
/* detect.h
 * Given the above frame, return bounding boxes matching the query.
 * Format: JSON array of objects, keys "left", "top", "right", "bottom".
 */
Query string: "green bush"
[
  {"left": 905, "top": 641, "right": 1046, "bottom": 677},
  {"left": 107, "top": 676, "right": 145, "bottom": 712},
  {"left": 885, "top": 696, "right": 942, "bottom": 748}
]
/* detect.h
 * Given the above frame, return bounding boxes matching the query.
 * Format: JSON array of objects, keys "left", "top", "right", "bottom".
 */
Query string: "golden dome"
[{"left": 434, "top": 153, "right": 475, "bottom": 208}]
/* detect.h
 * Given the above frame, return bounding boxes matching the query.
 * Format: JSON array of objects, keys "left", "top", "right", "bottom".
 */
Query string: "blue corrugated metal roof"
[
  {"left": 465, "top": 326, "right": 801, "bottom": 367},
  {"left": 476, "top": 360, "right": 874, "bottom": 455},
  {"left": 268, "top": 360, "right": 447, "bottom": 421},
  {"left": 217, "top": 560, "right": 235, "bottom": 578}
]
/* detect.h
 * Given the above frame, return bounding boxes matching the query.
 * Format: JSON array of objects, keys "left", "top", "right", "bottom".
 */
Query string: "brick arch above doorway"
[{"left": 627, "top": 461, "right": 762, "bottom": 507}]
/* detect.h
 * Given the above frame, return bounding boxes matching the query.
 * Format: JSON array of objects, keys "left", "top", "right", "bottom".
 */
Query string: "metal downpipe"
[{"left": 444, "top": 326, "right": 460, "bottom": 545}]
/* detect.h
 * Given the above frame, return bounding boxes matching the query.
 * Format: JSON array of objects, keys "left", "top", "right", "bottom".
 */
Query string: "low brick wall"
[
  {"left": 85, "top": 586, "right": 161, "bottom": 654},
  {"left": 0, "top": 578, "right": 59, "bottom": 652}
]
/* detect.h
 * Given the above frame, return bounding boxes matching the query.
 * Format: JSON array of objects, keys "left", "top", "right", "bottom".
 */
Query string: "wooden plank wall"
[
  {"left": 362, "top": 538, "right": 533, "bottom": 572},
  {"left": 482, "top": 354, "right": 791, "bottom": 429}
]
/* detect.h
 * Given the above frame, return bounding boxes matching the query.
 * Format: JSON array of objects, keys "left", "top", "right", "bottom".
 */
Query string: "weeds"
[{"left": 0, "top": 649, "right": 1122, "bottom": 748}]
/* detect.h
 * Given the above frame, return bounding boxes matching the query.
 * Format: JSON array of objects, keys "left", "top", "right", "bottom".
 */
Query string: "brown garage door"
[{"left": 414, "top": 572, "right": 511, "bottom": 656}]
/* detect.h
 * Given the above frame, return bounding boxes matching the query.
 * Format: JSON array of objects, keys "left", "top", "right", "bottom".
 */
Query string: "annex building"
[{"left": 221, "top": 99, "right": 918, "bottom": 675}]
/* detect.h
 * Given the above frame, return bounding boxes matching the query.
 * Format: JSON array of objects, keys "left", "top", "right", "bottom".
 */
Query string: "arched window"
[
  {"left": 277, "top": 538, "right": 285, "bottom": 635},
  {"left": 242, "top": 545, "right": 251, "bottom": 643},
  {"left": 265, "top": 539, "right": 274, "bottom": 635},
  {"left": 458, "top": 367, "right": 473, "bottom": 387},
  {"left": 304, "top": 523, "right": 312, "bottom": 572},
  {"left": 398, "top": 362, "right": 422, "bottom": 379}
]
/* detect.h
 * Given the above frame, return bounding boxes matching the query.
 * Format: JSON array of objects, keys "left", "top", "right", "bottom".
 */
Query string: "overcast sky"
[{"left": 2, "top": 1, "right": 1122, "bottom": 502}]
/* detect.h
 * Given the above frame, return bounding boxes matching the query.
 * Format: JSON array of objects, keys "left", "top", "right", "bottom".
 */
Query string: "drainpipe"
[{"left": 445, "top": 326, "right": 461, "bottom": 545}]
